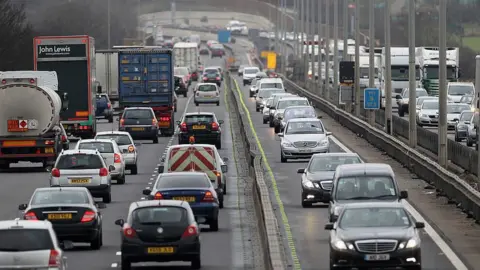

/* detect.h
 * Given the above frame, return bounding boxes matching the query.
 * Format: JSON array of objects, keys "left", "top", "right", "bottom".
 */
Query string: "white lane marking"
[
  {"left": 111, "top": 263, "right": 118, "bottom": 268},
  {"left": 150, "top": 177, "right": 154, "bottom": 181},
  {"left": 145, "top": 186, "right": 150, "bottom": 189},
  {"left": 329, "top": 135, "right": 469, "bottom": 270},
  {"left": 116, "top": 251, "right": 121, "bottom": 256},
  {"left": 148, "top": 182, "right": 152, "bottom": 185},
  {"left": 151, "top": 174, "right": 156, "bottom": 177},
  {"left": 141, "top": 197, "right": 145, "bottom": 200}
]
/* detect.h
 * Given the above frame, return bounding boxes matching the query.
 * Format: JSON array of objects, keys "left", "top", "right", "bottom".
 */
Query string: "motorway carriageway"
[
  {"left": 0, "top": 53, "right": 259, "bottom": 269},
  {"left": 229, "top": 40, "right": 466, "bottom": 270}
]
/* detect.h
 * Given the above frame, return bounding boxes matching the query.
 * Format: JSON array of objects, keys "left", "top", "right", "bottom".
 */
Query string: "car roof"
[
  {"left": 159, "top": 172, "right": 207, "bottom": 178},
  {"left": 278, "top": 96, "right": 308, "bottom": 101},
  {"left": 311, "top": 152, "right": 360, "bottom": 158},
  {"left": 335, "top": 163, "right": 394, "bottom": 177},
  {"left": 123, "top": 107, "right": 153, "bottom": 110},
  {"left": 341, "top": 201, "right": 405, "bottom": 210},
  {"left": 184, "top": 112, "right": 215, "bottom": 116},
  {"left": 78, "top": 139, "right": 116, "bottom": 144},
  {"left": 0, "top": 219, "right": 53, "bottom": 230},
  {"left": 259, "top": 88, "right": 284, "bottom": 91},
  {"left": 96, "top": 131, "right": 131, "bottom": 136},
  {"left": 449, "top": 82, "right": 474, "bottom": 86},
  {"left": 287, "top": 117, "right": 320, "bottom": 123},
  {"left": 196, "top": 83, "right": 218, "bottom": 86},
  {"left": 244, "top": 66, "right": 259, "bottom": 70},
  {"left": 284, "top": 105, "right": 314, "bottom": 110},
  {"left": 35, "top": 186, "right": 89, "bottom": 192},
  {"left": 61, "top": 149, "right": 99, "bottom": 155},
  {"left": 169, "top": 144, "right": 217, "bottom": 150},
  {"left": 422, "top": 100, "right": 438, "bottom": 104},
  {"left": 131, "top": 199, "right": 188, "bottom": 210},
  {"left": 260, "top": 78, "right": 282, "bottom": 82}
]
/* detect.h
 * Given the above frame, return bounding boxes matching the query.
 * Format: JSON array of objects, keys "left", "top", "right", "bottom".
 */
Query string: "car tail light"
[
  {"left": 159, "top": 116, "right": 170, "bottom": 122},
  {"left": 99, "top": 168, "right": 108, "bottom": 177},
  {"left": 202, "top": 191, "right": 215, "bottom": 202},
  {"left": 123, "top": 224, "right": 136, "bottom": 238},
  {"left": 119, "top": 119, "right": 125, "bottom": 127},
  {"left": 152, "top": 118, "right": 158, "bottom": 126},
  {"left": 216, "top": 77, "right": 220, "bottom": 80},
  {"left": 114, "top": 153, "right": 121, "bottom": 163},
  {"left": 81, "top": 210, "right": 96, "bottom": 223},
  {"left": 24, "top": 211, "right": 38, "bottom": 220},
  {"left": 182, "top": 225, "right": 198, "bottom": 238},
  {"left": 107, "top": 103, "right": 111, "bottom": 109},
  {"left": 211, "top": 122, "right": 219, "bottom": 131},
  {"left": 180, "top": 122, "right": 187, "bottom": 132},
  {"left": 214, "top": 170, "right": 222, "bottom": 186},
  {"left": 128, "top": 145, "right": 135, "bottom": 153},
  {"left": 48, "top": 249, "right": 60, "bottom": 267},
  {"left": 61, "top": 135, "right": 67, "bottom": 142},
  {"left": 154, "top": 192, "right": 163, "bottom": 200},
  {"left": 51, "top": 168, "right": 60, "bottom": 177},
  {"left": 203, "top": 77, "right": 207, "bottom": 81}
]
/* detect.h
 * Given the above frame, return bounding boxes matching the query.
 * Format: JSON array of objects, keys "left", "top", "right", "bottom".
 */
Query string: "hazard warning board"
[
  {"left": 7, "top": 119, "right": 28, "bottom": 132},
  {"left": 167, "top": 146, "right": 218, "bottom": 181}
]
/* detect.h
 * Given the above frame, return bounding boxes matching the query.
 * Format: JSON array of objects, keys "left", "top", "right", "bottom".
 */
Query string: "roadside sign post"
[
  {"left": 475, "top": 55, "right": 480, "bottom": 183},
  {"left": 340, "top": 61, "right": 355, "bottom": 112},
  {"left": 364, "top": 88, "right": 381, "bottom": 114}
]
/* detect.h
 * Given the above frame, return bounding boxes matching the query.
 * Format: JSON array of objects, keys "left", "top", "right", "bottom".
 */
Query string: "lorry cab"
[{"left": 159, "top": 144, "right": 228, "bottom": 195}]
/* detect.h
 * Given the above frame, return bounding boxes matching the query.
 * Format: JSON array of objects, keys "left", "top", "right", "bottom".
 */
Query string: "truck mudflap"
[
  {"left": 167, "top": 146, "right": 221, "bottom": 185},
  {"left": 0, "top": 138, "right": 60, "bottom": 166}
]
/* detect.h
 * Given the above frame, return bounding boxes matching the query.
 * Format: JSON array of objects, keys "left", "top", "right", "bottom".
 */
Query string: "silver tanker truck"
[{"left": 0, "top": 71, "right": 69, "bottom": 170}]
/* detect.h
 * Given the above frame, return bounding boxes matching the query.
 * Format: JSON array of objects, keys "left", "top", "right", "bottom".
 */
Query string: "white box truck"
[
  {"left": 95, "top": 51, "right": 118, "bottom": 101},
  {"left": 173, "top": 42, "right": 200, "bottom": 81}
]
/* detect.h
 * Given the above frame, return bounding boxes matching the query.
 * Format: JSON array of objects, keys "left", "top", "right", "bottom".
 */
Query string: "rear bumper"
[
  {"left": 97, "top": 109, "right": 113, "bottom": 117},
  {"left": 190, "top": 203, "right": 219, "bottom": 222},
  {"left": 194, "top": 97, "right": 220, "bottom": 103},
  {"left": 86, "top": 184, "right": 111, "bottom": 197},
  {"left": 52, "top": 220, "right": 100, "bottom": 242},
  {"left": 121, "top": 241, "right": 200, "bottom": 263},
  {"left": 175, "top": 87, "right": 188, "bottom": 94},
  {"left": 120, "top": 127, "right": 158, "bottom": 139},
  {"left": 202, "top": 79, "right": 221, "bottom": 85}
]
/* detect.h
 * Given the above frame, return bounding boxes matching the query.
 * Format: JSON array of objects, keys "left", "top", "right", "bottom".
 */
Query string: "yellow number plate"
[
  {"left": 131, "top": 127, "right": 145, "bottom": 131},
  {"left": 70, "top": 178, "right": 91, "bottom": 184},
  {"left": 147, "top": 247, "right": 175, "bottom": 254},
  {"left": 158, "top": 121, "right": 170, "bottom": 127},
  {"left": 172, "top": 196, "right": 196, "bottom": 202},
  {"left": 45, "top": 147, "right": 54, "bottom": 153},
  {"left": 192, "top": 125, "right": 206, "bottom": 130},
  {"left": 47, "top": 213, "right": 72, "bottom": 220}
]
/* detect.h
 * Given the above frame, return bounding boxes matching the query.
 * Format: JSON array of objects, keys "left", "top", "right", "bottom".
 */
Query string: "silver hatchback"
[
  {"left": 194, "top": 83, "right": 220, "bottom": 106},
  {"left": 0, "top": 218, "right": 67, "bottom": 269},
  {"left": 50, "top": 149, "right": 114, "bottom": 203},
  {"left": 95, "top": 131, "right": 139, "bottom": 175}
]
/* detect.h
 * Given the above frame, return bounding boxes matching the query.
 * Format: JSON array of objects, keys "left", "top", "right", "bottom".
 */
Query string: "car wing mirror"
[
  {"left": 415, "top": 222, "right": 425, "bottom": 229},
  {"left": 222, "top": 157, "right": 229, "bottom": 162},
  {"left": 326, "top": 132, "right": 332, "bottom": 136},
  {"left": 324, "top": 223, "right": 334, "bottom": 230},
  {"left": 108, "top": 165, "right": 115, "bottom": 172},
  {"left": 114, "top": 219, "right": 124, "bottom": 227},
  {"left": 221, "top": 164, "right": 228, "bottom": 173},
  {"left": 122, "top": 149, "right": 128, "bottom": 153},
  {"left": 277, "top": 133, "right": 284, "bottom": 137},
  {"left": 60, "top": 240, "right": 74, "bottom": 250},
  {"left": 158, "top": 165, "right": 164, "bottom": 172},
  {"left": 218, "top": 120, "right": 224, "bottom": 125},
  {"left": 297, "top": 168, "right": 305, "bottom": 174},
  {"left": 143, "top": 189, "right": 152, "bottom": 195},
  {"left": 18, "top": 203, "right": 27, "bottom": 211},
  {"left": 400, "top": 190, "right": 408, "bottom": 199}
]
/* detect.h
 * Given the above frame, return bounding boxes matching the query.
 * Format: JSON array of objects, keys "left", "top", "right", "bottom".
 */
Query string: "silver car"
[
  {"left": 454, "top": 110, "right": 474, "bottom": 142},
  {"left": 50, "top": 149, "right": 114, "bottom": 203},
  {"left": 273, "top": 97, "right": 310, "bottom": 133},
  {"left": 466, "top": 112, "right": 478, "bottom": 147},
  {"left": 194, "top": 83, "right": 220, "bottom": 106},
  {"left": 75, "top": 139, "right": 126, "bottom": 184},
  {"left": 0, "top": 218, "right": 67, "bottom": 269},
  {"left": 269, "top": 93, "right": 296, "bottom": 127},
  {"left": 415, "top": 96, "right": 438, "bottom": 115},
  {"left": 416, "top": 100, "right": 439, "bottom": 127},
  {"left": 280, "top": 106, "right": 317, "bottom": 132},
  {"left": 95, "top": 131, "right": 139, "bottom": 175},
  {"left": 447, "top": 103, "right": 471, "bottom": 129},
  {"left": 278, "top": 118, "right": 332, "bottom": 162},
  {"left": 255, "top": 88, "right": 286, "bottom": 112},
  {"left": 263, "top": 97, "right": 275, "bottom": 124}
]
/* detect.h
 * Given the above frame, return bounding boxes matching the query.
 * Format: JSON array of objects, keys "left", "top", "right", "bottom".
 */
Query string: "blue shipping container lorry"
[{"left": 118, "top": 48, "right": 175, "bottom": 136}]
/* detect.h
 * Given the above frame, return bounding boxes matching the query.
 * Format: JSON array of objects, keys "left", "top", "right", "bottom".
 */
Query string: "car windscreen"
[
  {"left": 403, "top": 90, "right": 427, "bottom": 98},
  {"left": 156, "top": 174, "right": 211, "bottom": 189},
  {"left": 339, "top": 208, "right": 410, "bottom": 228},
  {"left": 133, "top": 206, "right": 188, "bottom": 225},
  {"left": 0, "top": 229, "right": 54, "bottom": 251},
  {"left": 244, "top": 68, "right": 259, "bottom": 74},
  {"left": 56, "top": 154, "right": 103, "bottom": 169},
  {"left": 185, "top": 115, "right": 214, "bottom": 123},
  {"left": 422, "top": 101, "right": 439, "bottom": 110},
  {"left": 277, "top": 99, "right": 309, "bottom": 109},
  {"left": 284, "top": 107, "right": 316, "bottom": 120},
  {"left": 460, "top": 112, "right": 474, "bottom": 121},
  {"left": 95, "top": 134, "right": 132, "bottom": 146},
  {"left": 258, "top": 90, "right": 283, "bottom": 98},
  {"left": 285, "top": 121, "right": 324, "bottom": 134},
  {"left": 416, "top": 97, "right": 437, "bottom": 105},
  {"left": 78, "top": 142, "right": 114, "bottom": 153},
  {"left": 308, "top": 156, "right": 362, "bottom": 172},
  {"left": 123, "top": 110, "right": 153, "bottom": 119},
  {"left": 447, "top": 104, "right": 471, "bottom": 114},
  {"left": 461, "top": 96, "right": 473, "bottom": 104},
  {"left": 335, "top": 176, "right": 397, "bottom": 200},
  {"left": 204, "top": 69, "right": 219, "bottom": 75},
  {"left": 198, "top": 85, "right": 217, "bottom": 92},
  {"left": 448, "top": 85, "right": 474, "bottom": 95},
  {"left": 260, "top": 83, "right": 283, "bottom": 89},
  {"left": 31, "top": 190, "right": 89, "bottom": 205},
  {"left": 174, "top": 67, "right": 189, "bottom": 76}
]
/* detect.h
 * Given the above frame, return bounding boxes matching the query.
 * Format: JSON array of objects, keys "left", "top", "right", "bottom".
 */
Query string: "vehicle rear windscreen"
[
  {"left": 96, "top": 95, "right": 108, "bottom": 103},
  {"left": 278, "top": 99, "right": 309, "bottom": 109},
  {"left": 56, "top": 154, "right": 103, "bottom": 169},
  {"left": 123, "top": 110, "right": 153, "bottom": 119},
  {"left": 198, "top": 85, "right": 217, "bottom": 92},
  {"left": 156, "top": 174, "right": 211, "bottom": 189},
  {"left": 244, "top": 68, "right": 259, "bottom": 74},
  {"left": 260, "top": 83, "right": 283, "bottom": 89},
  {"left": 133, "top": 207, "right": 187, "bottom": 225},
  {"left": 204, "top": 69, "right": 219, "bottom": 74},
  {"left": 185, "top": 115, "right": 214, "bottom": 123},
  {"left": 95, "top": 135, "right": 132, "bottom": 146},
  {"left": 78, "top": 142, "right": 114, "bottom": 153},
  {"left": 0, "top": 229, "right": 54, "bottom": 251},
  {"left": 31, "top": 190, "right": 89, "bottom": 205},
  {"left": 259, "top": 90, "right": 284, "bottom": 98}
]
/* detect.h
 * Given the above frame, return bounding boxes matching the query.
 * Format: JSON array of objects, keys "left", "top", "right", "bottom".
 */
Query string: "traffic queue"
[{"left": 245, "top": 67, "right": 424, "bottom": 270}]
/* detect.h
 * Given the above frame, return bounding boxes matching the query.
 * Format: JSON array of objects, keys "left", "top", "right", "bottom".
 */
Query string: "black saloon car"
[
  {"left": 174, "top": 75, "right": 188, "bottom": 97},
  {"left": 177, "top": 112, "right": 223, "bottom": 149},
  {"left": 118, "top": 107, "right": 159, "bottom": 143},
  {"left": 325, "top": 202, "right": 423, "bottom": 270},
  {"left": 19, "top": 187, "right": 105, "bottom": 250},
  {"left": 115, "top": 200, "right": 201, "bottom": 269}
]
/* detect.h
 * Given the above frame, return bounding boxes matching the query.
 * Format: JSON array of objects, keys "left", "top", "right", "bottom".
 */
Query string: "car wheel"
[
  {"left": 467, "top": 138, "right": 473, "bottom": 147},
  {"left": 256, "top": 107, "right": 260, "bottom": 112},
  {"left": 223, "top": 182, "right": 227, "bottom": 195},
  {"left": 210, "top": 219, "right": 219, "bottom": 231},
  {"left": 263, "top": 118, "right": 268, "bottom": 124},
  {"left": 454, "top": 134, "right": 460, "bottom": 142},
  {"left": 108, "top": 116, "right": 114, "bottom": 123},
  {"left": 117, "top": 174, "right": 126, "bottom": 185},
  {"left": 280, "top": 153, "right": 287, "bottom": 163},
  {"left": 219, "top": 198, "right": 224, "bottom": 209},
  {"left": 215, "top": 140, "right": 222, "bottom": 149},
  {"left": 398, "top": 108, "right": 405, "bottom": 117},
  {"left": 191, "top": 255, "right": 201, "bottom": 269},
  {"left": 274, "top": 125, "right": 280, "bottom": 133},
  {"left": 302, "top": 200, "right": 312, "bottom": 208},
  {"left": 184, "top": 92, "right": 187, "bottom": 97},
  {"left": 195, "top": 102, "right": 199, "bottom": 106},
  {"left": 174, "top": 106, "right": 177, "bottom": 112},
  {"left": 217, "top": 102, "right": 220, "bottom": 106},
  {"left": 404, "top": 266, "right": 422, "bottom": 270},
  {"left": 249, "top": 92, "right": 253, "bottom": 97},
  {"left": 90, "top": 229, "right": 102, "bottom": 250},
  {"left": 130, "top": 164, "right": 138, "bottom": 175},
  {"left": 103, "top": 193, "right": 112, "bottom": 203},
  {"left": 269, "top": 120, "right": 274, "bottom": 127},
  {"left": 153, "top": 136, "right": 158, "bottom": 144},
  {"left": 121, "top": 258, "right": 131, "bottom": 270}
]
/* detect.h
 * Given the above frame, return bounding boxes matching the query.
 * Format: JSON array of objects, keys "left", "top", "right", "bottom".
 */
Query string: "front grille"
[
  {"left": 293, "top": 141, "right": 318, "bottom": 148},
  {"left": 429, "top": 115, "right": 438, "bottom": 119},
  {"left": 355, "top": 240, "right": 398, "bottom": 253},
  {"left": 319, "top": 181, "right": 333, "bottom": 190}
]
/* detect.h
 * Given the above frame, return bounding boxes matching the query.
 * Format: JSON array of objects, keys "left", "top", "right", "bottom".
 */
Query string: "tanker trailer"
[{"left": 0, "top": 71, "right": 69, "bottom": 170}]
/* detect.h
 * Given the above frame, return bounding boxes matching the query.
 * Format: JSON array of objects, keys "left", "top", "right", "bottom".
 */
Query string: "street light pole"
[
  {"left": 293, "top": 0, "right": 298, "bottom": 57},
  {"left": 384, "top": 0, "right": 392, "bottom": 134},
  {"left": 333, "top": 0, "right": 339, "bottom": 102},
  {"left": 107, "top": 0, "right": 111, "bottom": 48},
  {"left": 354, "top": 0, "right": 360, "bottom": 116},
  {"left": 438, "top": 0, "right": 448, "bottom": 167},
  {"left": 368, "top": 0, "right": 375, "bottom": 125},
  {"left": 408, "top": 0, "right": 417, "bottom": 147},
  {"left": 476, "top": 55, "right": 480, "bottom": 183},
  {"left": 299, "top": 0, "right": 304, "bottom": 58},
  {"left": 310, "top": 0, "right": 315, "bottom": 89},
  {"left": 325, "top": 0, "right": 330, "bottom": 98},
  {"left": 304, "top": 0, "right": 310, "bottom": 84},
  {"left": 342, "top": 0, "right": 348, "bottom": 61},
  {"left": 318, "top": 0, "right": 323, "bottom": 93}
]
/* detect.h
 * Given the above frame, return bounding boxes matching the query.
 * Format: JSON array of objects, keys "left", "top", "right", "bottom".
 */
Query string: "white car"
[
  {"left": 75, "top": 139, "right": 126, "bottom": 184},
  {"left": 242, "top": 67, "right": 260, "bottom": 86},
  {"left": 95, "top": 131, "right": 139, "bottom": 175},
  {"left": 416, "top": 100, "right": 439, "bottom": 127},
  {"left": 447, "top": 103, "right": 471, "bottom": 129},
  {"left": 447, "top": 82, "right": 475, "bottom": 103},
  {"left": 278, "top": 118, "right": 331, "bottom": 163},
  {"left": 194, "top": 83, "right": 220, "bottom": 106}
]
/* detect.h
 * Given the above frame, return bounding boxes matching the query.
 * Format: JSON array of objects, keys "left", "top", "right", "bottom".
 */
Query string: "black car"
[
  {"left": 95, "top": 94, "right": 114, "bottom": 122},
  {"left": 177, "top": 112, "right": 223, "bottom": 149},
  {"left": 325, "top": 202, "right": 423, "bottom": 270},
  {"left": 115, "top": 200, "right": 201, "bottom": 269},
  {"left": 201, "top": 68, "right": 222, "bottom": 86},
  {"left": 174, "top": 75, "right": 188, "bottom": 97},
  {"left": 118, "top": 107, "right": 159, "bottom": 143},
  {"left": 199, "top": 47, "right": 209, "bottom": 55},
  {"left": 298, "top": 153, "right": 362, "bottom": 207},
  {"left": 19, "top": 187, "right": 105, "bottom": 249}
]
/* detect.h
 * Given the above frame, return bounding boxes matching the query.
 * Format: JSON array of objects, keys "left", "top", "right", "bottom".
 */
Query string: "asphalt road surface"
[
  {"left": 0, "top": 54, "right": 259, "bottom": 269},
  {"left": 228, "top": 39, "right": 458, "bottom": 270}
]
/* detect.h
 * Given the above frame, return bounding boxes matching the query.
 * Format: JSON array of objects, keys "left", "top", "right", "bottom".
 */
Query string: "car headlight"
[
  {"left": 333, "top": 207, "right": 342, "bottom": 216},
  {"left": 332, "top": 240, "right": 354, "bottom": 250},
  {"left": 421, "top": 114, "right": 428, "bottom": 118},
  {"left": 320, "top": 139, "right": 329, "bottom": 146},
  {"left": 398, "top": 239, "right": 419, "bottom": 249},
  {"left": 276, "top": 113, "right": 283, "bottom": 119},
  {"left": 281, "top": 140, "right": 293, "bottom": 147},
  {"left": 303, "top": 180, "right": 314, "bottom": 188}
]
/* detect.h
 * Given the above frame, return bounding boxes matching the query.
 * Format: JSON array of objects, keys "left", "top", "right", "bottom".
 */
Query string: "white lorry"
[
  {"left": 0, "top": 71, "right": 68, "bottom": 169},
  {"left": 95, "top": 51, "right": 118, "bottom": 101},
  {"left": 415, "top": 47, "right": 460, "bottom": 96},
  {"left": 173, "top": 42, "right": 200, "bottom": 81}
]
